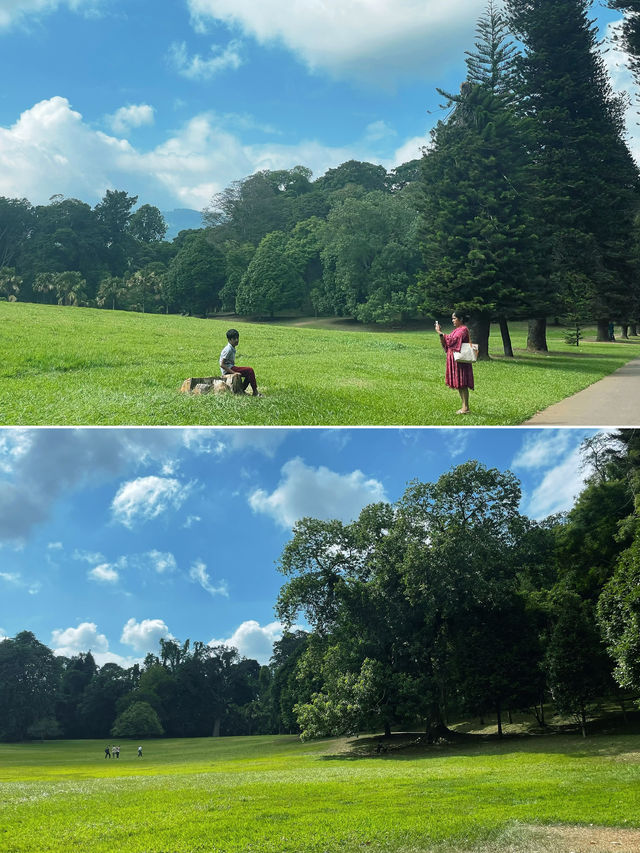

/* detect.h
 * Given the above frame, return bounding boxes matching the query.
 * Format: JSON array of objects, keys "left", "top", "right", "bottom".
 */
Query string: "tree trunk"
[
  {"left": 384, "top": 721, "right": 391, "bottom": 738},
  {"left": 580, "top": 707, "right": 587, "bottom": 739},
  {"left": 631, "top": 323, "right": 638, "bottom": 336},
  {"left": 620, "top": 698, "right": 628, "bottom": 723},
  {"left": 499, "top": 316, "right": 514, "bottom": 357},
  {"left": 621, "top": 324, "right": 629, "bottom": 339},
  {"left": 527, "top": 317, "right": 548, "bottom": 352},
  {"left": 596, "top": 319, "right": 609, "bottom": 342},
  {"left": 496, "top": 703, "right": 503, "bottom": 739},
  {"left": 212, "top": 717, "right": 221, "bottom": 737},
  {"left": 469, "top": 313, "right": 491, "bottom": 360}
]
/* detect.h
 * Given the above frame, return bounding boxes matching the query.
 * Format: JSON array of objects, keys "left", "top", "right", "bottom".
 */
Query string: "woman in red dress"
[{"left": 435, "top": 311, "right": 474, "bottom": 414}]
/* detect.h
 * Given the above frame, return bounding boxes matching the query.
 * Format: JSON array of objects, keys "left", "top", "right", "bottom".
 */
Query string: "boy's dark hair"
[{"left": 226, "top": 329, "right": 239, "bottom": 341}]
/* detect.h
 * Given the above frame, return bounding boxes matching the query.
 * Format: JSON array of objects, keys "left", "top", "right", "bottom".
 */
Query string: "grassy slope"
[
  {"left": 1, "top": 734, "right": 639, "bottom": 853},
  {"left": 1, "top": 302, "right": 639, "bottom": 426}
]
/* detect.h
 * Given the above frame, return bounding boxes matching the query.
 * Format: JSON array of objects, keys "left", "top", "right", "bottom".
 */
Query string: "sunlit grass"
[
  {"left": 1, "top": 302, "right": 638, "bottom": 425},
  {"left": 0, "top": 733, "right": 639, "bottom": 853}
]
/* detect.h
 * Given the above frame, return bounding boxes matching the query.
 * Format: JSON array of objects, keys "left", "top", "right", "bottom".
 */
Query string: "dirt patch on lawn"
[{"left": 529, "top": 825, "right": 640, "bottom": 853}]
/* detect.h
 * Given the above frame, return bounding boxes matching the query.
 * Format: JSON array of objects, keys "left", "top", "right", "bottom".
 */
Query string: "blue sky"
[
  {"left": 0, "top": 0, "right": 632, "bottom": 213},
  {"left": 0, "top": 426, "right": 600, "bottom": 666}
]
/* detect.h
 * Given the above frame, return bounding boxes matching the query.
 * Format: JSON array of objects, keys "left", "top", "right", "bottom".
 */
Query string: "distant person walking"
[
  {"left": 220, "top": 328, "right": 262, "bottom": 397},
  {"left": 104, "top": 746, "right": 111, "bottom": 759},
  {"left": 137, "top": 746, "right": 143, "bottom": 758},
  {"left": 435, "top": 311, "right": 475, "bottom": 414},
  {"left": 114, "top": 746, "right": 120, "bottom": 759}
]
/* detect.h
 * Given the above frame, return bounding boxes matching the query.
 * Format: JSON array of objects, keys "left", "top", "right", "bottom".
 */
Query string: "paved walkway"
[{"left": 523, "top": 354, "right": 640, "bottom": 426}]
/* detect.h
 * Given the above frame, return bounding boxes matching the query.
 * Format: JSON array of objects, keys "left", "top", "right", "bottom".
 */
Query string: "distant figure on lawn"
[
  {"left": 220, "top": 329, "right": 262, "bottom": 397},
  {"left": 104, "top": 746, "right": 111, "bottom": 759},
  {"left": 435, "top": 311, "right": 475, "bottom": 414},
  {"left": 114, "top": 745, "right": 120, "bottom": 759},
  {"left": 137, "top": 746, "right": 143, "bottom": 758}
]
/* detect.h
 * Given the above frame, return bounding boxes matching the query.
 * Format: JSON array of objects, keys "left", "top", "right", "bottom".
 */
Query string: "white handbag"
[{"left": 453, "top": 342, "right": 478, "bottom": 363}]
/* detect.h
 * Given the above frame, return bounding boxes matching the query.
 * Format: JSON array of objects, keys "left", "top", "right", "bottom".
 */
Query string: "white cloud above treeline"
[
  {"left": 249, "top": 457, "right": 387, "bottom": 527},
  {"left": 511, "top": 430, "right": 593, "bottom": 520},
  {"left": 0, "top": 96, "right": 426, "bottom": 210},
  {"left": 120, "top": 617, "right": 174, "bottom": 653},
  {"left": 209, "top": 619, "right": 298, "bottom": 664}
]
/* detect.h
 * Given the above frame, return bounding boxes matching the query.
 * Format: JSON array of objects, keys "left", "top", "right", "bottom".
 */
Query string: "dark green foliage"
[
  {"left": 315, "top": 160, "right": 388, "bottom": 194},
  {"left": 0, "top": 632, "right": 61, "bottom": 741},
  {"left": 129, "top": 204, "right": 168, "bottom": 243},
  {"left": 166, "top": 231, "right": 225, "bottom": 315},
  {"left": 543, "top": 591, "right": 612, "bottom": 736},
  {"left": 465, "top": 0, "right": 518, "bottom": 96},
  {"left": 318, "top": 191, "right": 421, "bottom": 322},
  {"left": 506, "top": 0, "right": 640, "bottom": 339},
  {"left": 416, "top": 77, "right": 538, "bottom": 355},
  {"left": 111, "top": 701, "right": 164, "bottom": 738},
  {"left": 0, "top": 196, "right": 34, "bottom": 269},
  {"left": 236, "top": 230, "right": 303, "bottom": 316}
]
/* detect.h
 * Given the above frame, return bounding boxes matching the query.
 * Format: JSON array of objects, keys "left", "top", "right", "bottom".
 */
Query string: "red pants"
[{"left": 233, "top": 366, "right": 257, "bottom": 393}]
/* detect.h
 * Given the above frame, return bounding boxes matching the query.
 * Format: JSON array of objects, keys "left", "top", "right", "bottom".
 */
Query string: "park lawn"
[
  {"left": 1, "top": 301, "right": 639, "bottom": 426},
  {"left": 0, "top": 733, "right": 639, "bottom": 853}
]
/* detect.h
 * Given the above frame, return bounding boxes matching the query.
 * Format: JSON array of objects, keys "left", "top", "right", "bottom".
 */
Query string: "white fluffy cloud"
[
  {"left": 120, "top": 617, "right": 174, "bottom": 653},
  {"left": 169, "top": 38, "right": 244, "bottom": 79},
  {"left": 0, "top": 0, "right": 100, "bottom": 30},
  {"left": 0, "top": 429, "right": 188, "bottom": 543},
  {"left": 187, "top": 0, "right": 483, "bottom": 83},
  {"left": 249, "top": 457, "right": 387, "bottom": 527},
  {"left": 107, "top": 104, "right": 155, "bottom": 135},
  {"left": 0, "top": 96, "right": 424, "bottom": 211},
  {"left": 512, "top": 431, "right": 595, "bottom": 519},
  {"left": 111, "top": 476, "right": 192, "bottom": 527},
  {"left": 523, "top": 445, "right": 590, "bottom": 520},
  {"left": 512, "top": 430, "right": 576, "bottom": 470},
  {"left": 145, "top": 550, "right": 177, "bottom": 574},
  {"left": 88, "top": 562, "right": 120, "bottom": 583},
  {"left": 189, "top": 559, "right": 229, "bottom": 597},
  {"left": 183, "top": 428, "right": 290, "bottom": 458},
  {"left": 51, "top": 621, "right": 109, "bottom": 656},
  {"left": 209, "top": 619, "right": 291, "bottom": 664}
]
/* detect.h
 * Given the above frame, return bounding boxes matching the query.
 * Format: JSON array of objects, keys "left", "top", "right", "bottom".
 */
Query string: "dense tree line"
[
  {"left": 1, "top": 431, "right": 638, "bottom": 743},
  {"left": 0, "top": 633, "right": 304, "bottom": 742},
  {"left": 0, "top": 0, "right": 639, "bottom": 341}
]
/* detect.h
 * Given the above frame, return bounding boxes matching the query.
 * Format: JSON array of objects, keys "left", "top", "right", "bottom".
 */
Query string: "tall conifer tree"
[
  {"left": 417, "top": 2, "right": 538, "bottom": 358},
  {"left": 506, "top": 0, "right": 639, "bottom": 345}
]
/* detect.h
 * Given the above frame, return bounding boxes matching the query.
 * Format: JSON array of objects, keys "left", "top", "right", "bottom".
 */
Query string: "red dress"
[{"left": 442, "top": 326, "right": 474, "bottom": 390}]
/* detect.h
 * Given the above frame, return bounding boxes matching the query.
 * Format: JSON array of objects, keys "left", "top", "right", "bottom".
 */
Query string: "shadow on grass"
[
  {"left": 319, "top": 712, "right": 640, "bottom": 763},
  {"left": 487, "top": 351, "right": 635, "bottom": 379}
]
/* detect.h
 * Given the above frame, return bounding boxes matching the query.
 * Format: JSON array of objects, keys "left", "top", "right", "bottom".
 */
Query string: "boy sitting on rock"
[{"left": 220, "top": 329, "right": 262, "bottom": 397}]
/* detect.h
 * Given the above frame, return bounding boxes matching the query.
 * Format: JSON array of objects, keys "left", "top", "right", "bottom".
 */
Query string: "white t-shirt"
[{"left": 220, "top": 342, "right": 236, "bottom": 375}]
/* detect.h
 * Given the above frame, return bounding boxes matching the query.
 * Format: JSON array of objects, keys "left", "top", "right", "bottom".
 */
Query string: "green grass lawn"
[
  {"left": 1, "top": 301, "right": 639, "bottom": 425},
  {"left": 1, "top": 733, "right": 639, "bottom": 853}
]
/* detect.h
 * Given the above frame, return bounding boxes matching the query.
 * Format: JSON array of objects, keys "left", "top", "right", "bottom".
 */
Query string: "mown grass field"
[
  {"left": 1, "top": 301, "right": 639, "bottom": 425},
  {"left": 1, "top": 732, "right": 639, "bottom": 853}
]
